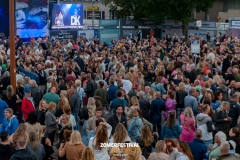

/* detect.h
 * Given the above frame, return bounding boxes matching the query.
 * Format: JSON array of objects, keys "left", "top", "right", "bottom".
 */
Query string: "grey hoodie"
[
  {"left": 217, "top": 86, "right": 228, "bottom": 101},
  {"left": 196, "top": 113, "right": 213, "bottom": 141}
]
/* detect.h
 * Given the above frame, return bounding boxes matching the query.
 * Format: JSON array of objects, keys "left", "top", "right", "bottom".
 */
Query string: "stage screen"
[
  {"left": 15, "top": 0, "right": 48, "bottom": 38},
  {"left": 51, "top": 4, "right": 83, "bottom": 30},
  {"left": 0, "top": 1, "right": 9, "bottom": 36}
]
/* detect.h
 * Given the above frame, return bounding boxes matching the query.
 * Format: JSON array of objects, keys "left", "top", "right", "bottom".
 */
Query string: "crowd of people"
[{"left": 0, "top": 32, "right": 240, "bottom": 160}]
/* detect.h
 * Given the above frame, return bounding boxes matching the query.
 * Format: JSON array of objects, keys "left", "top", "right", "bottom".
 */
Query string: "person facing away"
[
  {"left": 217, "top": 141, "right": 240, "bottom": 160},
  {"left": 10, "top": 136, "right": 38, "bottom": 160},
  {"left": 0, "top": 131, "right": 16, "bottom": 160},
  {"left": 188, "top": 129, "right": 207, "bottom": 160}
]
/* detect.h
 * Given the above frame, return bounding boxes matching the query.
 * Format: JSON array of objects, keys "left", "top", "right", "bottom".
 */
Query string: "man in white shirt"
[
  {"left": 206, "top": 48, "right": 215, "bottom": 64},
  {"left": 122, "top": 74, "right": 132, "bottom": 94}
]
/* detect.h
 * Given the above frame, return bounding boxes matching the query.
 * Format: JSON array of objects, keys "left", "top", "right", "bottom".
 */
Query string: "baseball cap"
[
  {"left": 133, "top": 83, "right": 139, "bottom": 89},
  {"left": 24, "top": 84, "right": 31, "bottom": 93}
]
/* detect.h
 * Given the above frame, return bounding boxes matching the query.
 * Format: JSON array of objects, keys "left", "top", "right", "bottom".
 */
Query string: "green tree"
[{"left": 104, "top": 0, "right": 217, "bottom": 35}]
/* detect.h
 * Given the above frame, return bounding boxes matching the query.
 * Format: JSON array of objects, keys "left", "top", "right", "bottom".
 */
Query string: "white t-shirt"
[{"left": 122, "top": 79, "right": 132, "bottom": 94}]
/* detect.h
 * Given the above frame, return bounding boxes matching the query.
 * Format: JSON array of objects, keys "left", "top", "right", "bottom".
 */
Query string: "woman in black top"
[
  {"left": 228, "top": 127, "right": 240, "bottom": 154},
  {"left": 2, "top": 85, "right": 17, "bottom": 114},
  {"left": 136, "top": 125, "right": 157, "bottom": 159}
]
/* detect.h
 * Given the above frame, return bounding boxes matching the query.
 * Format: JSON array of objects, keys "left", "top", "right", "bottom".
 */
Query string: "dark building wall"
[{"left": 196, "top": 0, "right": 224, "bottom": 21}]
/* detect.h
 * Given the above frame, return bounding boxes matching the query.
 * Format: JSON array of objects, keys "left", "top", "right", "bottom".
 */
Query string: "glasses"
[{"left": 167, "top": 145, "right": 173, "bottom": 148}]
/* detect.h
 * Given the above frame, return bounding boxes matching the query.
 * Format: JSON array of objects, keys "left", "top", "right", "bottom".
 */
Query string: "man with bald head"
[
  {"left": 233, "top": 68, "right": 240, "bottom": 82},
  {"left": 42, "top": 87, "right": 60, "bottom": 104},
  {"left": 188, "top": 129, "right": 207, "bottom": 160},
  {"left": 150, "top": 91, "right": 165, "bottom": 138}
]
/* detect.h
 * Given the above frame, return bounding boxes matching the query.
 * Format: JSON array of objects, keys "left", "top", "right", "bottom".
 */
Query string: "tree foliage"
[{"left": 104, "top": 0, "right": 217, "bottom": 34}]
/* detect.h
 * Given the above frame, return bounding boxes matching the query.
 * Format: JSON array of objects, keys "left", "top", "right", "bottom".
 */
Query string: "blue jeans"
[{"left": 72, "top": 113, "right": 79, "bottom": 131}]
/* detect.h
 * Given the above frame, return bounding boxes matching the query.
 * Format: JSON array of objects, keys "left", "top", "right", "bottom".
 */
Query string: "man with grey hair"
[
  {"left": 121, "top": 74, "right": 132, "bottom": 94},
  {"left": 209, "top": 78, "right": 217, "bottom": 94},
  {"left": 29, "top": 80, "right": 42, "bottom": 108},
  {"left": 184, "top": 87, "right": 198, "bottom": 116},
  {"left": 139, "top": 91, "right": 150, "bottom": 121},
  {"left": 233, "top": 68, "right": 240, "bottom": 82},
  {"left": 95, "top": 74, "right": 108, "bottom": 87},
  {"left": 217, "top": 141, "right": 240, "bottom": 159},
  {"left": 217, "top": 78, "right": 229, "bottom": 101},
  {"left": 188, "top": 129, "right": 207, "bottom": 160}
]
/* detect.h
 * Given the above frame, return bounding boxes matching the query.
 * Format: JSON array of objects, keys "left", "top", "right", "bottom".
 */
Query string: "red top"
[{"left": 21, "top": 97, "right": 35, "bottom": 120}]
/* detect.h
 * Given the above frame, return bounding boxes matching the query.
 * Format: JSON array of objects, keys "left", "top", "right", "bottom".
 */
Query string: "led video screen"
[{"left": 51, "top": 4, "right": 83, "bottom": 30}]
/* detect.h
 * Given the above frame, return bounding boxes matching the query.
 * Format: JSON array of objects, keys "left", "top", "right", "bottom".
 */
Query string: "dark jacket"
[
  {"left": 176, "top": 90, "right": 188, "bottom": 108},
  {"left": 189, "top": 69, "right": 197, "bottom": 84},
  {"left": 139, "top": 97, "right": 150, "bottom": 121},
  {"left": 210, "top": 84, "right": 218, "bottom": 94},
  {"left": 30, "top": 87, "right": 42, "bottom": 108},
  {"left": 94, "top": 88, "right": 109, "bottom": 106},
  {"left": 222, "top": 58, "right": 231, "bottom": 72},
  {"left": 136, "top": 137, "right": 156, "bottom": 159},
  {"left": 188, "top": 138, "right": 207, "bottom": 160},
  {"left": 108, "top": 85, "right": 118, "bottom": 102},
  {"left": 150, "top": 98, "right": 165, "bottom": 123},
  {"left": 214, "top": 108, "right": 230, "bottom": 136},
  {"left": 1, "top": 94, "right": 17, "bottom": 114},
  {"left": 85, "top": 79, "right": 97, "bottom": 98},
  {"left": 228, "top": 100, "right": 240, "bottom": 128},
  {"left": 107, "top": 114, "right": 127, "bottom": 135},
  {"left": 10, "top": 148, "right": 38, "bottom": 160},
  {"left": 38, "top": 110, "right": 46, "bottom": 125},
  {"left": 217, "top": 86, "right": 228, "bottom": 101},
  {"left": 35, "top": 70, "right": 47, "bottom": 86},
  {"left": 70, "top": 92, "right": 81, "bottom": 114},
  {"left": 228, "top": 136, "right": 240, "bottom": 154},
  {"left": 128, "top": 89, "right": 137, "bottom": 100},
  {"left": 74, "top": 56, "right": 84, "bottom": 71},
  {"left": 0, "top": 143, "right": 16, "bottom": 160}
]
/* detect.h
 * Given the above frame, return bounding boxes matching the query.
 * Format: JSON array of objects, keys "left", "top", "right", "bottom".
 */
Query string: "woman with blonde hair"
[
  {"left": 59, "top": 105, "right": 76, "bottom": 130},
  {"left": 87, "top": 97, "right": 96, "bottom": 118},
  {"left": 110, "top": 123, "right": 131, "bottom": 143},
  {"left": 27, "top": 132, "right": 46, "bottom": 160},
  {"left": 213, "top": 75, "right": 221, "bottom": 86},
  {"left": 38, "top": 99, "right": 48, "bottom": 125},
  {"left": 176, "top": 82, "right": 188, "bottom": 121},
  {"left": 137, "top": 72, "right": 145, "bottom": 89},
  {"left": 11, "top": 123, "right": 28, "bottom": 147},
  {"left": 88, "top": 125, "right": 110, "bottom": 160},
  {"left": 149, "top": 88, "right": 156, "bottom": 103},
  {"left": 81, "top": 147, "right": 94, "bottom": 160},
  {"left": 148, "top": 140, "right": 170, "bottom": 160},
  {"left": 124, "top": 143, "right": 146, "bottom": 160},
  {"left": 16, "top": 78, "right": 24, "bottom": 99},
  {"left": 179, "top": 107, "right": 196, "bottom": 142},
  {"left": 176, "top": 141, "right": 194, "bottom": 160},
  {"left": 125, "top": 96, "right": 140, "bottom": 126},
  {"left": 2, "top": 85, "right": 17, "bottom": 114},
  {"left": 45, "top": 102, "right": 58, "bottom": 145},
  {"left": 136, "top": 125, "right": 156, "bottom": 159},
  {"left": 59, "top": 130, "right": 85, "bottom": 159},
  {"left": 58, "top": 114, "right": 73, "bottom": 144}
]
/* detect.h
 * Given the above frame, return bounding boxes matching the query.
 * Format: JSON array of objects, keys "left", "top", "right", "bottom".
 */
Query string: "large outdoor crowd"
[{"left": 0, "top": 31, "right": 240, "bottom": 160}]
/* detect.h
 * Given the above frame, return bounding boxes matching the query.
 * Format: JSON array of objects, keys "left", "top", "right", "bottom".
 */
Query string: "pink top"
[
  {"left": 179, "top": 112, "right": 195, "bottom": 142},
  {"left": 163, "top": 98, "right": 177, "bottom": 119}
]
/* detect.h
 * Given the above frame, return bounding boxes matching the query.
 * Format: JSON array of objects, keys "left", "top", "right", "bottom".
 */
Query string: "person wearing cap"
[
  {"left": 0, "top": 108, "right": 19, "bottom": 135},
  {"left": 128, "top": 83, "right": 138, "bottom": 100},
  {"left": 21, "top": 84, "right": 35, "bottom": 121}
]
